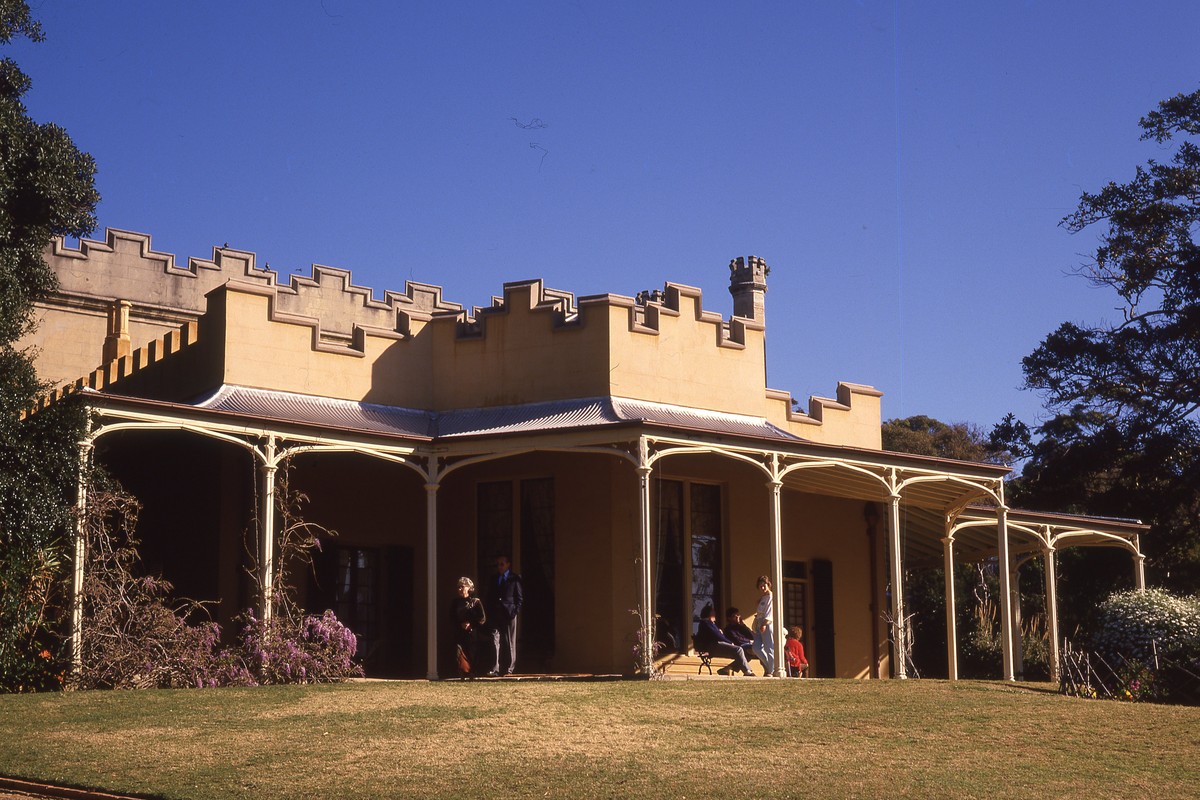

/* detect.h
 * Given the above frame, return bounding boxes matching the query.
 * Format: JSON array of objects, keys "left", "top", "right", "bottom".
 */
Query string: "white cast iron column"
[
  {"left": 888, "top": 491, "right": 907, "bottom": 679},
  {"left": 637, "top": 437, "right": 654, "bottom": 675},
  {"left": 996, "top": 505, "right": 1015, "bottom": 681},
  {"left": 768, "top": 474, "right": 785, "bottom": 677},
  {"left": 1010, "top": 558, "right": 1023, "bottom": 679},
  {"left": 258, "top": 436, "right": 278, "bottom": 622},
  {"left": 1044, "top": 539, "right": 1060, "bottom": 684},
  {"left": 943, "top": 534, "right": 957, "bottom": 681},
  {"left": 425, "top": 456, "right": 441, "bottom": 680},
  {"left": 1135, "top": 551, "right": 1146, "bottom": 591},
  {"left": 70, "top": 423, "right": 94, "bottom": 674}
]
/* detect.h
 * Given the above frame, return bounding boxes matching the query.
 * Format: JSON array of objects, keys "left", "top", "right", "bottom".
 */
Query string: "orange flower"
[{"left": 39, "top": 649, "right": 51, "bottom": 660}]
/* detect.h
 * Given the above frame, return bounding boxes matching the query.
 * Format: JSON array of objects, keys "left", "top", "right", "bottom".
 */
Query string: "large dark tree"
[
  {"left": 1015, "top": 87, "right": 1200, "bottom": 593},
  {"left": 0, "top": 0, "right": 99, "bottom": 691},
  {"left": 882, "top": 414, "right": 1013, "bottom": 464}
]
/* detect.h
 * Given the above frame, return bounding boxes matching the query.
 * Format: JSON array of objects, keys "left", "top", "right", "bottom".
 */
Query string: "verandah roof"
[
  {"left": 63, "top": 382, "right": 1147, "bottom": 682},
  {"left": 191, "top": 384, "right": 803, "bottom": 442},
  {"left": 76, "top": 383, "right": 1142, "bottom": 569}
]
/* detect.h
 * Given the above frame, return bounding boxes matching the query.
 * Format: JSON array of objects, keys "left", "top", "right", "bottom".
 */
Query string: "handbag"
[{"left": 456, "top": 644, "right": 471, "bottom": 675}]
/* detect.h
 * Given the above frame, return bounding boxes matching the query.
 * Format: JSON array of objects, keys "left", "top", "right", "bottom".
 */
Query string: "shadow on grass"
[{"left": 1006, "top": 681, "right": 1061, "bottom": 696}]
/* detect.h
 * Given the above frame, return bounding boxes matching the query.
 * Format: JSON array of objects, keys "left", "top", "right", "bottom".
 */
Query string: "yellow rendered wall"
[
  {"left": 159, "top": 283, "right": 880, "bottom": 450},
  {"left": 428, "top": 285, "right": 612, "bottom": 410},
  {"left": 771, "top": 390, "right": 884, "bottom": 450},
  {"left": 606, "top": 296, "right": 769, "bottom": 416},
  {"left": 781, "top": 491, "right": 885, "bottom": 679},
  {"left": 437, "top": 451, "right": 635, "bottom": 675},
  {"left": 606, "top": 461, "right": 643, "bottom": 672},
  {"left": 217, "top": 290, "right": 434, "bottom": 406},
  {"left": 26, "top": 303, "right": 109, "bottom": 387}
]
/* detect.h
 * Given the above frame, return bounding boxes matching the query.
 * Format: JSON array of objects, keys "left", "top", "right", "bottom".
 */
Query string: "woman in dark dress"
[{"left": 452, "top": 576, "right": 486, "bottom": 678}]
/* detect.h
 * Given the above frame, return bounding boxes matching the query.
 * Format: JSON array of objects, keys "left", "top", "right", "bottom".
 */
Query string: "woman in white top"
[{"left": 752, "top": 575, "right": 776, "bottom": 676}]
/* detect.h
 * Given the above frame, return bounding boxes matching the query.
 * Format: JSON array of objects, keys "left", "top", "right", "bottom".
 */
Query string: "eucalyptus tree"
[{"left": 1016, "top": 87, "right": 1200, "bottom": 593}]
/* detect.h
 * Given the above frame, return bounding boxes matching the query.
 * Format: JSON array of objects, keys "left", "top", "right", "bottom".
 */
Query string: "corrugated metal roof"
[
  {"left": 435, "top": 397, "right": 623, "bottom": 437},
  {"left": 189, "top": 385, "right": 803, "bottom": 442},
  {"left": 610, "top": 397, "right": 801, "bottom": 441},
  {"left": 192, "top": 385, "right": 435, "bottom": 438}
]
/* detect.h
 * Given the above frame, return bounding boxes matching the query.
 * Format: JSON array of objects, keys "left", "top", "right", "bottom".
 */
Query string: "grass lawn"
[{"left": 1, "top": 678, "right": 1197, "bottom": 799}]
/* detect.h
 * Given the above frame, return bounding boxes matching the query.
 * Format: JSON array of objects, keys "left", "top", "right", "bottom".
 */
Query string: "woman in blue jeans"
[{"left": 752, "top": 575, "right": 776, "bottom": 676}]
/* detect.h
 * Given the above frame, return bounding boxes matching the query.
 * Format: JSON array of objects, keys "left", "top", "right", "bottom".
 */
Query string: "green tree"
[
  {"left": 0, "top": 0, "right": 99, "bottom": 691},
  {"left": 882, "top": 414, "right": 1012, "bottom": 464},
  {"left": 1016, "top": 87, "right": 1200, "bottom": 594}
]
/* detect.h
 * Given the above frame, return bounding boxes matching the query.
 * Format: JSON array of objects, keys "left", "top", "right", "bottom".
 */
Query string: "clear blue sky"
[{"left": 12, "top": 2, "right": 1200, "bottom": 429}]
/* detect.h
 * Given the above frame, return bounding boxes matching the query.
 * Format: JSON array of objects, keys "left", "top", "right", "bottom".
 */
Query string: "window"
[
  {"left": 783, "top": 560, "right": 808, "bottom": 655},
  {"left": 654, "top": 479, "right": 723, "bottom": 653},
  {"left": 476, "top": 478, "right": 556, "bottom": 666},
  {"left": 336, "top": 548, "right": 377, "bottom": 658}
]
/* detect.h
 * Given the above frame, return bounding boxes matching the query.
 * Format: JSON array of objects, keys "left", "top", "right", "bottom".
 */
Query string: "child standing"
[
  {"left": 785, "top": 625, "right": 808, "bottom": 678},
  {"left": 752, "top": 575, "right": 775, "bottom": 676}
]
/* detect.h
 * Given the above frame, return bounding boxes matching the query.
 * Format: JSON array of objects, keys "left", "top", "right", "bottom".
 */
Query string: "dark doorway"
[
  {"left": 519, "top": 477, "right": 556, "bottom": 670},
  {"left": 476, "top": 478, "right": 556, "bottom": 672},
  {"left": 653, "top": 480, "right": 685, "bottom": 653},
  {"left": 311, "top": 544, "right": 414, "bottom": 678},
  {"left": 812, "top": 558, "right": 836, "bottom": 678}
]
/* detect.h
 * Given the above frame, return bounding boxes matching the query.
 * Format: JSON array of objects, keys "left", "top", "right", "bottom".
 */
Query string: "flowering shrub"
[
  {"left": 238, "top": 609, "right": 362, "bottom": 685},
  {"left": 1091, "top": 589, "right": 1200, "bottom": 663},
  {"left": 73, "top": 486, "right": 237, "bottom": 690},
  {"left": 1063, "top": 589, "right": 1200, "bottom": 705},
  {"left": 71, "top": 480, "right": 362, "bottom": 690}
]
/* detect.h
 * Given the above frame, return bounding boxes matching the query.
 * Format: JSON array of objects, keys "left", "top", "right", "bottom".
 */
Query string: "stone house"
[{"left": 23, "top": 229, "right": 1148, "bottom": 679}]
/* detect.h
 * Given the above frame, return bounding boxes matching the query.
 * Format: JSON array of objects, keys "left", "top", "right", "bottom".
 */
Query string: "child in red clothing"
[{"left": 785, "top": 626, "right": 808, "bottom": 678}]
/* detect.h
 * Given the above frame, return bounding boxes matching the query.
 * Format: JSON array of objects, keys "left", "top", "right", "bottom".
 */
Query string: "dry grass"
[{"left": 1, "top": 679, "right": 1197, "bottom": 799}]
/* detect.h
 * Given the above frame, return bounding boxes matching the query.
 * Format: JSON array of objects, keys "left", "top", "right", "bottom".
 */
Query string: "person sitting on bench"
[
  {"left": 695, "top": 602, "right": 755, "bottom": 676},
  {"left": 723, "top": 606, "right": 757, "bottom": 662}
]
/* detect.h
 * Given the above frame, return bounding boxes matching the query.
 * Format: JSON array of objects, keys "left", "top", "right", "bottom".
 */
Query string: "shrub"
[
  {"left": 239, "top": 609, "right": 361, "bottom": 685},
  {"left": 73, "top": 485, "right": 229, "bottom": 690},
  {"left": 1091, "top": 588, "right": 1200, "bottom": 663},
  {"left": 1080, "top": 588, "right": 1200, "bottom": 704},
  {"left": 73, "top": 478, "right": 361, "bottom": 689}
]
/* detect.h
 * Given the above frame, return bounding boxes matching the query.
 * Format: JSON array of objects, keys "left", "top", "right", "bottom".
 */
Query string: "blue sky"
[{"left": 12, "top": 2, "right": 1200, "bottom": 430}]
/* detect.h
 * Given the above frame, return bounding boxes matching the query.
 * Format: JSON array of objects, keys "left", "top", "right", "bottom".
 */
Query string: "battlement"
[
  {"left": 729, "top": 255, "right": 769, "bottom": 288},
  {"left": 451, "top": 279, "right": 581, "bottom": 338},
  {"left": 33, "top": 229, "right": 469, "bottom": 384},
  {"left": 27, "top": 233, "right": 883, "bottom": 447},
  {"left": 47, "top": 228, "right": 464, "bottom": 341},
  {"left": 44, "top": 230, "right": 771, "bottom": 354},
  {"left": 628, "top": 281, "right": 762, "bottom": 348},
  {"left": 23, "top": 320, "right": 200, "bottom": 418}
]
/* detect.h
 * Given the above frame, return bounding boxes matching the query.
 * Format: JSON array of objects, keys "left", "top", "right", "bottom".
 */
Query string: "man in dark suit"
[{"left": 484, "top": 554, "right": 523, "bottom": 676}]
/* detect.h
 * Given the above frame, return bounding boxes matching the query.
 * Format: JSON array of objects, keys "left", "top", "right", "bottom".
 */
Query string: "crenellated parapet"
[
  {"left": 50, "top": 228, "right": 274, "bottom": 311},
  {"left": 49, "top": 227, "right": 464, "bottom": 335},
  {"left": 31, "top": 228, "right": 464, "bottom": 385},
  {"left": 449, "top": 279, "right": 581, "bottom": 338},
  {"left": 626, "top": 281, "right": 763, "bottom": 349},
  {"left": 27, "top": 235, "right": 884, "bottom": 448},
  {"left": 764, "top": 382, "right": 884, "bottom": 448},
  {"left": 22, "top": 320, "right": 200, "bottom": 418}
]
